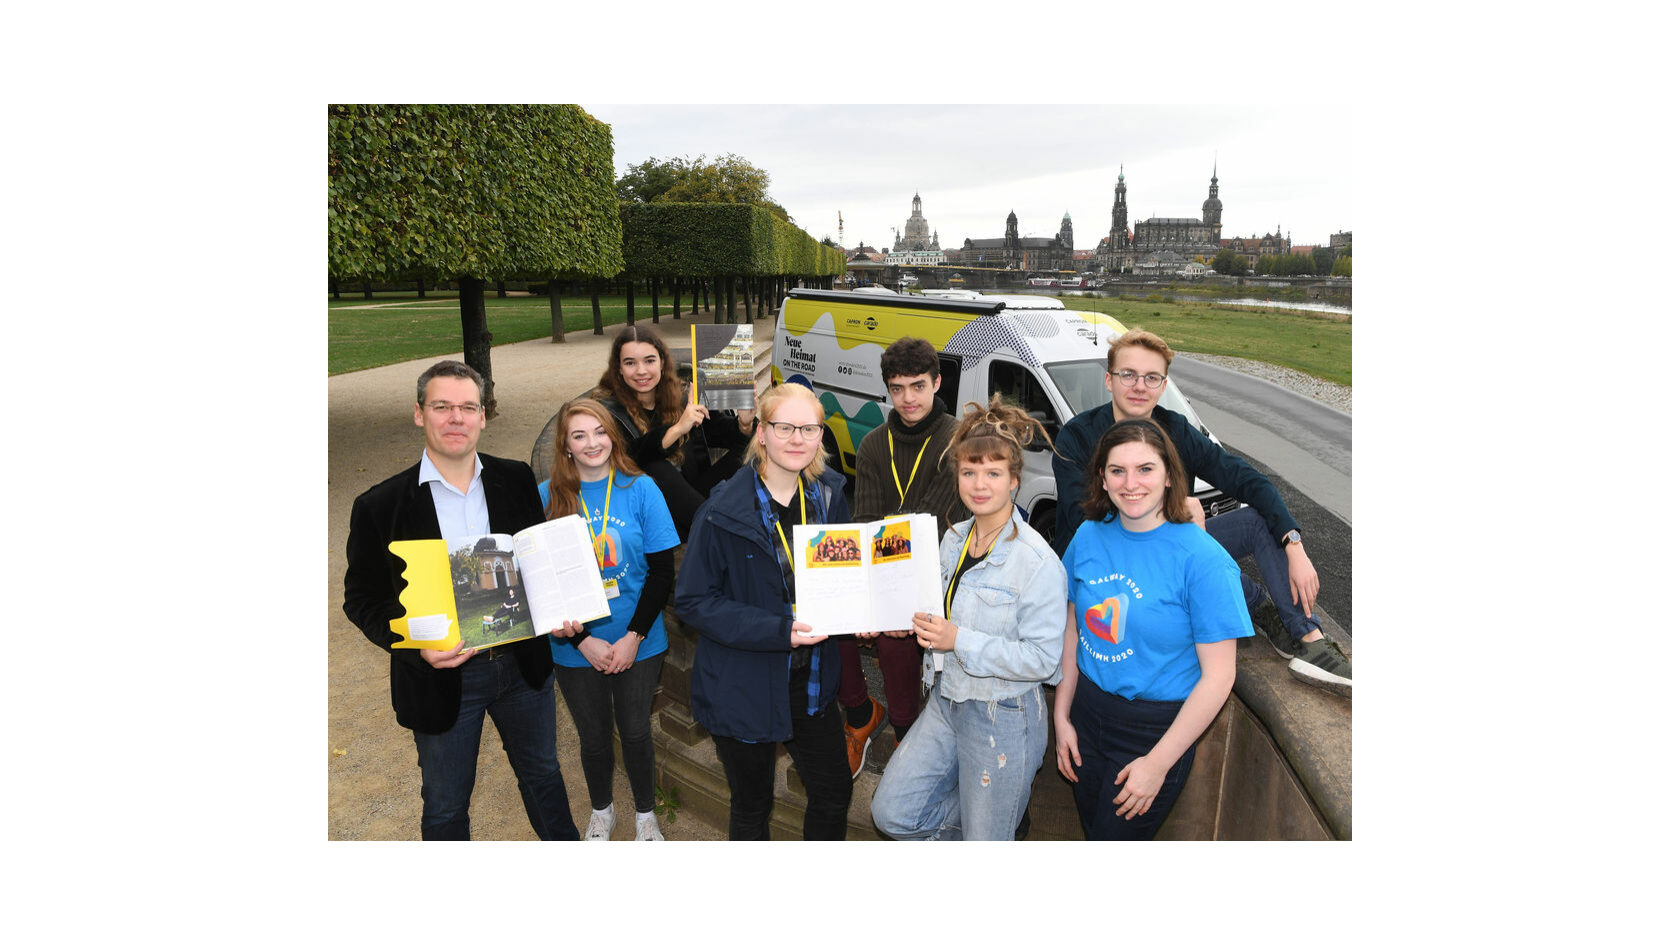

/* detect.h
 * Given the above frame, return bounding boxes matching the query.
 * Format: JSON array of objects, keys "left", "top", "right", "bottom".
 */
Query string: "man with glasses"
[
  {"left": 343, "top": 359, "right": 581, "bottom": 839},
  {"left": 1051, "top": 331, "right": 1351, "bottom": 693}
]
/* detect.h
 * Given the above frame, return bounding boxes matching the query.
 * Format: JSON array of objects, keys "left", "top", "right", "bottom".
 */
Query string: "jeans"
[
  {"left": 554, "top": 653, "right": 665, "bottom": 814},
  {"left": 710, "top": 669, "right": 853, "bottom": 840},
  {"left": 870, "top": 683, "right": 1047, "bottom": 841},
  {"left": 411, "top": 651, "right": 579, "bottom": 840},
  {"left": 1206, "top": 506, "right": 1322, "bottom": 641},
  {"left": 838, "top": 634, "right": 924, "bottom": 729},
  {"left": 1067, "top": 672, "right": 1193, "bottom": 841}
]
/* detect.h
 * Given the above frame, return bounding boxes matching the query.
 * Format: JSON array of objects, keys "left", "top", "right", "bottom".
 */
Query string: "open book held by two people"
[
  {"left": 791, "top": 513, "right": 943, "bottom": 636},
  {"left": 386, "top": 515, "right": 611, "bottom": 652}
]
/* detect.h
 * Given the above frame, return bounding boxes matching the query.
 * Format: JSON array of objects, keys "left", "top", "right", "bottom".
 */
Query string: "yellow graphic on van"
[
  {"left": 780, "top": 300, "right": 972, "bottom": 352},
  {"left": 1070, "top": 310, "right": 1129, "bottom": 334}
]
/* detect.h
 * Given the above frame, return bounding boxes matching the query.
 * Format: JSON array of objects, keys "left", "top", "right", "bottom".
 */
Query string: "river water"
[{"left": 1011, "top": 287, "right": 1352, "bottom": 316}]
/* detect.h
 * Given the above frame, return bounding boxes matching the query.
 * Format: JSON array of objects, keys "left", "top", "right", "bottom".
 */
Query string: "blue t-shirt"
[
  {"left": 1062, "top": 515, "right": 1251, "bottom": 701},
  {"left": 537, "top": 473, "right": 680, "bottom": 668}
]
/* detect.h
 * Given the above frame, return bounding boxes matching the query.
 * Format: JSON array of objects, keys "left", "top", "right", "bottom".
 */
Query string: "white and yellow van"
[{"left": 772, "top": 288, "right": 1237, "bottom": 539}]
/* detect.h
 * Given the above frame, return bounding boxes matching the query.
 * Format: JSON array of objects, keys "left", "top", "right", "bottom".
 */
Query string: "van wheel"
[{"left": 1028, "top": 503, "right": 1056, "bottom": 546}]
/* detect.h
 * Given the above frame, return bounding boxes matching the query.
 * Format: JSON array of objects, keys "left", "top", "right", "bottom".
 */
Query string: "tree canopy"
[{"left": 616, "top": 153, "right": 789, "bottom": 221}]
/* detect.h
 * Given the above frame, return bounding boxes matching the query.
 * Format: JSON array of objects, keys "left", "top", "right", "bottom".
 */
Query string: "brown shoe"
[{"left": 842, "top": 696, "right": 885, "bottom": 779}]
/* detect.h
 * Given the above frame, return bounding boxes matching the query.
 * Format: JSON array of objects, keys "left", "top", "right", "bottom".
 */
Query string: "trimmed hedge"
[
  {"left": 620, "top": 203, "right": 845, "bottom": 277},
  {"left": 328, "top": 104, "right": 623, "bottom": 283}
]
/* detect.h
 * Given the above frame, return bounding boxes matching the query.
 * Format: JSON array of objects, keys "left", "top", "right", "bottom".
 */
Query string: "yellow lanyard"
[
  {"left": 943, "top": 522, "right": 995, "bottom": 620},
  {"left": 763, "top": 474, "right": 807, "bottom": 569},
  {"left": 578, "top": 475, "right": 613, "bottom": 569},
  {"left": 888, "top": 434, "right": 930, "bottom": 508}
]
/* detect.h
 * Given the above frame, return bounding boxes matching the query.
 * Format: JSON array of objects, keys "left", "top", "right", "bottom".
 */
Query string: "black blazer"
[{"left": 343, "top": 453, "right": 553, "bottom": 734}]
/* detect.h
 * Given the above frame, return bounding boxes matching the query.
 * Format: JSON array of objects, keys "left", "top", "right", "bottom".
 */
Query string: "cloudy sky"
[{"left": 583, "top": 104, "right": 1352, "bottom": 255}]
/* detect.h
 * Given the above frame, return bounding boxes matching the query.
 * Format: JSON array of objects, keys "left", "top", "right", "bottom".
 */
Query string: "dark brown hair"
[
  {"left": 594, "top": 326, "right": 684, "bottom": 432},
  {"left": 1080, "top": 418, "right": 1193, "bottom": 525}
]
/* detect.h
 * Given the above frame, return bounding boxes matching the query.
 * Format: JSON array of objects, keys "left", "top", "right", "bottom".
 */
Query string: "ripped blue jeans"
[{"left": 870, "top": 683, "right": 1048, "bottom": 840}]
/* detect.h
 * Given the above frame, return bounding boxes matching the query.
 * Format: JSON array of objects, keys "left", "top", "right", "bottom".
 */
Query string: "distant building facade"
[
  {"left": 956, "top": 209, "right": 1073, "bottom": 270},
  {"left": 1098, "top": 164, "right": 1227, "bottom": 273},
  {"left": 1222, "top": 228, "right": 1292, "bottom": 268},
  {"left": 893, "top": 193, "right": 941, "bottom": 252}
]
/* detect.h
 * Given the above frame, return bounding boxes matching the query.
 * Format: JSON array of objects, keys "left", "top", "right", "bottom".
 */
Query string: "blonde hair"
[{"left": 746, "top": 383, "right": 829, "bottom": 479}]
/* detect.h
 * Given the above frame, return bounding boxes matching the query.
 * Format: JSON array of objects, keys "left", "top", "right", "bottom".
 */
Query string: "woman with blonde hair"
[
  {"left": 1054, "top": 418, "right": 1250, "bottom": 840},
  {"left": 537, "top": 399, "right": 680, "bottom": 840},
  {"left": 869, "top": 394, "right": 1067, "bottom": 840},
  {"left": 674, "top": 382, "right": 855, "bottom": 840}
]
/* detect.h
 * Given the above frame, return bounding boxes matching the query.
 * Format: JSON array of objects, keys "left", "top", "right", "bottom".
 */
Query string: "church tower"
[
  {"left": 1109, "top": 166, "right": 1130, "bottom": 249},
  {"left": 896, "top": 192, "right": 936, "bottom": 251},
  {"left": 1004, "top": 210, "right": 1021, "bottom": 268},
  {"left": 1058, "top": 211, "right": 1074, "bottom": 249},
  {"left": 1202, "top": 161, "right": 1223, "bottom": 231}
]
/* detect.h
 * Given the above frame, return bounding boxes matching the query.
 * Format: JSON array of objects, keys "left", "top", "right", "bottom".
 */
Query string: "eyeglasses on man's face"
[
  {"left": 1109, "top": 370, "right": 1166, "bottom": 390},
  {"left": 425, "top": 401, "right": 484, "bottom": 418},
  {"left": 765, "top": 421, "right": 824, "bottom": 441}
]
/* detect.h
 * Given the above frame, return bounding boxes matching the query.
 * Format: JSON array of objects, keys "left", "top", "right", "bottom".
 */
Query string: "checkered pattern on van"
[{"left": 947, "top": 319, "right": 1041, "bottom": 369}]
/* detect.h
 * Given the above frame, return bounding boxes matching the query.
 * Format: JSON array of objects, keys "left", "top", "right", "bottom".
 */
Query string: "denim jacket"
[{"left": 924, "top": 509, "right": 1067, "bottom": 702}]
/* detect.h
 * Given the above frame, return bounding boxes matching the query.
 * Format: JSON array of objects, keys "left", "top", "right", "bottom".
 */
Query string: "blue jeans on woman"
[
  {"left": 555, "top": 653, "right": 665, "bottom": 814},
  {"left": 411, "top": 650, "right": 579, "bottom": 840},
  {"left": 871, "top": 683, "right": 1048, "bottom": 841},
  {"left": 1067, "top": 672, "right": 1194, "bottom": 841}
]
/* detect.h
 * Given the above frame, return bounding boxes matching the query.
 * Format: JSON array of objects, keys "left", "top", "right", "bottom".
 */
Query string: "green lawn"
[
  {"left": 328, "top": 293, "right": 702, "bottom": 375},
  {"left": 329, "top": 290, "right": 1351, "bottom": 387},
  {"left": 1070, "top": 295, "right": 1351, "bottom": 387}
]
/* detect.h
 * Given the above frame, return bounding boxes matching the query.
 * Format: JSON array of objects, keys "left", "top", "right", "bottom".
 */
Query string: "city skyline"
[{"left": 583, "top": 104, "right": 1353, "bottom": 258}]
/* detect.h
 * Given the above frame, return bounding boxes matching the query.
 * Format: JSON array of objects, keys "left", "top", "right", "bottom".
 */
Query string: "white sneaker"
[
  {"left": 635, "top": 816, "right": 665, "bottom": 841},
  {"left": 584, "top": 805, "right": 615, "bottom": 841}
]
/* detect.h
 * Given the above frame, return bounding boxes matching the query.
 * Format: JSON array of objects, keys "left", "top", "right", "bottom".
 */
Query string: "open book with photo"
[
  {"left": 690, "top": 323, "right": 756, "bottom": 411},
  {"left": 386, "top": 515, "right": 611, "bottom": 651},
  {"left": 791, "top": 514, "right": 942, "bottom": 635}
]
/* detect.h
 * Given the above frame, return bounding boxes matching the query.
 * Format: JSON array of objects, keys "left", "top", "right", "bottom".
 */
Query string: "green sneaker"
[
  {"left": 1288, "top": 636, "right": 1352, "bottom": 694},
  {"left": 1250, "top": 598, "right": 1295, "bottom": 660}
]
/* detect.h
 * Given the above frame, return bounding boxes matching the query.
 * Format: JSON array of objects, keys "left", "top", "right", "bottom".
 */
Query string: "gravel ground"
[{"left": 1179, "top": 353, "right": 1352, "bottom": 415}]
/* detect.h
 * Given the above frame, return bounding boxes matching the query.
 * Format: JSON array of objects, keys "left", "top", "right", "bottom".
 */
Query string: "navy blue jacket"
[
  {"left": 1051, "top": 403, "right": 1301, "bottom": 557},
  {"left": 675, "top": 464, "right": 850, "bottom": 743}
]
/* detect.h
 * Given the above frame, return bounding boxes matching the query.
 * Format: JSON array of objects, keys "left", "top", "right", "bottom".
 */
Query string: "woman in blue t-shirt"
[
  {"left": 538, "top": 399, "right": 680, "bottom": 841},
  {"left": 1053, "top": 418, "right": 1251, "bottom": 840}
]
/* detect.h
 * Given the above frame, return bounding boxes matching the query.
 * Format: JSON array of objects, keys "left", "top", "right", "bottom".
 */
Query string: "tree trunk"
[
  {"left": 691, "top": 279, "right": 700, "bottom": 316},
  {"left": 625, "top": 279, "right": 635, "bottom": 326},
  {"left": 756, "top": 277, "right": 766, "bottom": 319},
  {"left": 331, "top": 279, "right": 340, "bottom": 300},
  {"left": 591, "top": 281, "right": 604, "bottom": 335},
  {"left": 417, "top": 279, "right": 426, "bottom": 298},
  {"left": 363, "top": 281, "right": 374, "bottom": 300},
  {"left": 496, "top": 281, "right": 507, "bottom": 298},
  {"left": 459, "top": 276, "right": 496, "bottom": 416},
  {"left": 671, "top": 278, "right": 681, "bottom": 320},
  {"left": 702, "top": 280, "right": 710, "bottom": 315},
  {"left": 649, "top": 277, "right": 659, "bottom": 324},
  {"left": 723, "top": 275, "right": 735, "bottom": 324},
  {"left": 548, "top": 278, "right": 566, "bottom": 343}
]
